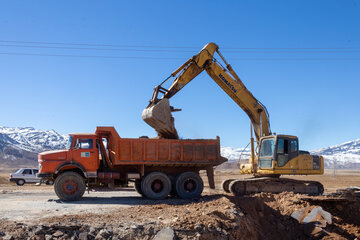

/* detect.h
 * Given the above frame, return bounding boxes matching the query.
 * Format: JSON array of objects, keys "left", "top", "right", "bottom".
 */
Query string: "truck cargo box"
[{"left": 95, "top": 127, "right": 225, "bottom": 167}]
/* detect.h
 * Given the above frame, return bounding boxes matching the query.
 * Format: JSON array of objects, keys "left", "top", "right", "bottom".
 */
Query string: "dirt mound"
[{"left": 0, "top": 192, "right": 359, "bottom": 240}]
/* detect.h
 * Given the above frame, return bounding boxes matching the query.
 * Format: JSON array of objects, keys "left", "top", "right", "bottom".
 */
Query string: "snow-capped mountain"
[
  {"left": 221, "top": 146, "right": 251, "bottom": 162},
  {"left": 0, "top": 127, "right": 68, "bottom": 168},
  {"left": 311, "top": 139, "right": 360, "bottom": 168},
  {"left": 221, "top": 139, "right": 360, "bottom": 169},
  {"left": 0, "top": 127, "right": 68, "bottom": 152}
]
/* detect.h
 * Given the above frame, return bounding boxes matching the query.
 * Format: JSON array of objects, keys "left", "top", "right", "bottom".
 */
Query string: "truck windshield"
[
  {"left": 66, "top": 136, "right": 73, "bottom": 149},
  {"left": 260, "top": 139, "right": 275, "bottom": 157}
]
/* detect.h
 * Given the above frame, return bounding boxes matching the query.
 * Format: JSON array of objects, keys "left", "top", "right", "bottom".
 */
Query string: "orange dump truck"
[{"left": 37, "top": 127, "right": 227, "bottom": 201}]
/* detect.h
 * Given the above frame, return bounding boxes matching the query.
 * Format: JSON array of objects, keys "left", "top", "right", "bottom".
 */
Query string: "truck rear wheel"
[
  {"left": 54, "top": 172, "right": 85, "bottom": 201},
  {"left": 175, "top": 172, "right": 203, "bottom": 199},
  {"left": 135, "top": 179, "right": 144, "bottom": 197},
  {"left": 141, "top": 172, "right": 171, "bottom": 200}
]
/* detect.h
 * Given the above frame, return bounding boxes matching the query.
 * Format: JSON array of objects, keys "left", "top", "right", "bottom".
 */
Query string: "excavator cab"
[{"left": 258, "top": 135, "right": 299, "bottom": 170}]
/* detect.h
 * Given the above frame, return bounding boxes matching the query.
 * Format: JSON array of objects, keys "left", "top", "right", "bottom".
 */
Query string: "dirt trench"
[{"left": 1, "top": 191, "right": 359, "bottom": 240}]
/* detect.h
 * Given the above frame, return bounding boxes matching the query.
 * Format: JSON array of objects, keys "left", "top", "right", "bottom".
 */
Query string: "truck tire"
[
  {"left": 141, "top": 172, "right": 171, "bottom": 200},
  {"left": 54, "top": 172, "right": 86, "bottom": 201},
  {"left": 135, "top": 179, "right": 144, "bottom": 197},
  {"left": 175, "top": 172, "right": 203, "bottom": 199},
  {"left": 16, "top": 179, "right": 25, "bottom": 186}
]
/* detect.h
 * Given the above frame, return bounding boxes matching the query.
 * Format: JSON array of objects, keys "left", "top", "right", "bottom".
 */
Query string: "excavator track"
[{"left": 224, "top": 177, "right": 324, "bottom": 196}]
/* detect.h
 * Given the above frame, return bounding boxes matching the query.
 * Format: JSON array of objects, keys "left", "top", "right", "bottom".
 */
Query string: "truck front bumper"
[{"left": 37, "top": 173, "right": 53, "bottom": 178}]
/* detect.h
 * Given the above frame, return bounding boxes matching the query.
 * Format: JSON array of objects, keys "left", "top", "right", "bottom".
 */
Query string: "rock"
[
  {"left": 194, "top": 224, "right": 203, "bottom": 231},
  {"left": 89, "top": 226, "right": 96, "bottom": 234},
  {"left": 152, "top": 227, "right": 175, "bottom": 240},
  {"left": 0, "top": 232, "right": 5, "bottom": 236},
  {"left": 45, "top": 234, "right": 52, "bottom": 240},
  {"left": 79, "top": 232, "right": 88, "bottom": 240},
  {"left": 291, "top": 207, "right": 332, "bottom": 227},
  {"left": 34, "top": 226, "right": 45, "bottom": 235},
  {"left": 2, "top": 235, "right": 14, "bottom": 240},
  {"left": 52, "top": 230, "right": 64, "bottom": 237},
  {"left": 97, "top": 228, "right": 111, "bottom": 239}
]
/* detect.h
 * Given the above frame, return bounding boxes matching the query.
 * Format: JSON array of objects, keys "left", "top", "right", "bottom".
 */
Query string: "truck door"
[{"left": 72, "top": 138, "right": 98, "bottom": 172}]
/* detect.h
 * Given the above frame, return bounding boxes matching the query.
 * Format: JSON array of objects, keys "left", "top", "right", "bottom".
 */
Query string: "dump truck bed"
[
  {"left": 95, "top": 127, "right": 225, "bottom": 167},
  {"left": 113, "top": 137, "right": 222, "bottom": 166}
]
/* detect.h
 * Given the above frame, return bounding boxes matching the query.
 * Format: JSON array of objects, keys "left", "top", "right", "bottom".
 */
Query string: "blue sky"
[{"left": 0, "top": 0, "right": 359, "bottom": 150}]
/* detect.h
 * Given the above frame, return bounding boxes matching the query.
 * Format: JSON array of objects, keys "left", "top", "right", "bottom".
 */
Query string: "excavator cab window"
[
  {"left": 259, "top": 138, "right": 275, "bottom": 168},
  {"left": 276, "top": 138, "right": 299, "bottom": 167}
]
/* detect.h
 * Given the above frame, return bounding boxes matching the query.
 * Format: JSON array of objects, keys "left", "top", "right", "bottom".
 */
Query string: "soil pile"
[{"left": 0, "top": 192, "right": 359, "bottom": 240}]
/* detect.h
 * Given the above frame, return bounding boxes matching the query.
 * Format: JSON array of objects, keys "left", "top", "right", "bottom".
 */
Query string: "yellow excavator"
[{"left": 142, "top": 42, "right": 324, "bottom": 195}]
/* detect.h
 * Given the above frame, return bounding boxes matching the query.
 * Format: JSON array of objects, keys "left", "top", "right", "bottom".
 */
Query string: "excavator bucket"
[{"left": 142, "top": 98, "right": 179, "bottom": 139}]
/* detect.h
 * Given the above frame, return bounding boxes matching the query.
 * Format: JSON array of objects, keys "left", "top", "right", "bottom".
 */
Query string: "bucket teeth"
[{"left": 142, "top": 98, "right": 179, "bottom": 139}]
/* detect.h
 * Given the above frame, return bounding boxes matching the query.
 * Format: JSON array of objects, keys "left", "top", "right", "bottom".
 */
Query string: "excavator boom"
[{"left": 142, "top": 43, "right": 271, "bottom": 141}]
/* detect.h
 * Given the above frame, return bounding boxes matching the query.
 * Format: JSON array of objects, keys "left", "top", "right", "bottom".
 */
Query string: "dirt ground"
[{"left": 0, "top": 170, "right": 359, "bottom": 240}]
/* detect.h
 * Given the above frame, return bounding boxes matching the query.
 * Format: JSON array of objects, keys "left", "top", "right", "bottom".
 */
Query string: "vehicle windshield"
[
  {"left": 260, "top": 139, "right": 275, "bottom": 157},
  {"left": 66, "top": 136, "right": 73, "bottom": 149},
  {"left": 15, "top": 169, "right": 22, "bottom": 174}
]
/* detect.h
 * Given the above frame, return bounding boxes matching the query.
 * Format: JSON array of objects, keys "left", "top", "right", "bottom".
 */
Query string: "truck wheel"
[
  {"left": 175, "top": 172, "right": 203, "bottom": 199},
  {"left": 16, "top": 179, "right": 25, "bottom": 186},
  {"left": 141, "top": 172, "right": 171, "bottom": 200},
  {"left": 135, "top": 179, "right": 144, "bottom": 197},
  {"left": 54, "top": 172, "right": 85, "bottom": 201}
]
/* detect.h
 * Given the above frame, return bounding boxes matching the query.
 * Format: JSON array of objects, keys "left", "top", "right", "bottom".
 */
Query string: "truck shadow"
[{"left": 51, "top": 194, "right": 224, "bottom": 206}]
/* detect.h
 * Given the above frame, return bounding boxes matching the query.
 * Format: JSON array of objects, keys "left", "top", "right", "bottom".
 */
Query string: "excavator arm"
[{"left": 142, "top": 42, "right": 271, "bottom": 142}]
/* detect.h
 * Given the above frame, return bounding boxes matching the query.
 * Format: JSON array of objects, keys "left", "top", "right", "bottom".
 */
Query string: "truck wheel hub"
[
  {"left": 151, "top": 180, "right": 164, "bottom": 193},
  {"left": 184, "top": 179, "right": 196, "bottom": 192},
  {"left": 62, "top": 179, "right": 78, "bottom": 195}
]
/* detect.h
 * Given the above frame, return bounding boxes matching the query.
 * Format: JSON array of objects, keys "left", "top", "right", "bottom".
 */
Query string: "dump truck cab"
[{"left": 38, "top": 133, "right": 100, "bottom": 179}]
